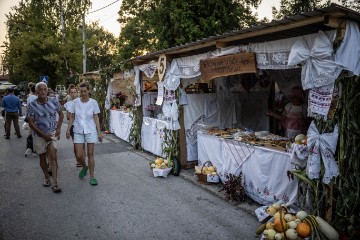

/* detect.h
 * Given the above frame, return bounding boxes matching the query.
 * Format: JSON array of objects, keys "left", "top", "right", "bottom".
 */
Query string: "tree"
[
  {"left": 117, "top": 0, "right": 262, "bottom": 62},
  {"left": 3, "top": 0, "right": 92, "bottom": 89},
  {"left": 341, "top": 0, "right": 360, "bottom": 12},
  {"left": 272, "top": 0, "right": 331, "bottom": 20},
  {"left": 86, "top": 22, "right": 118, "bottom": 72}
]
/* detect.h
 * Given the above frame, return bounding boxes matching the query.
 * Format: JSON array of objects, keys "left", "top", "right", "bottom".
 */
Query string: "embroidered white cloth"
[
  {"left": 109, "top": 110, "right": 133, "bottom": 142},
  {"left": 306, "top": 121, "right": 339, "bottom": 184},
  {"left": 288, "top": 31, "right": 342, "bottom": 90},
  {"left": 250, "top": 30, "right": 335, "bottom": 70},
  {"left": 138, "top": 62, "right": 158, "bottom": 78},
  {"left": 336, "top": 21, "right": 360, "bottom": 76},
  {"left": 141, "top": 117, "right": 168, "bottom": 157},
  {"left": 105, "top": 80, "right": 112, "bottom": 110},
  {"left": 308, "top": 84, "right": 334, "bottom": 119},
  {"left": 133, "top": 66, "right": 141, "bottom": 106}
]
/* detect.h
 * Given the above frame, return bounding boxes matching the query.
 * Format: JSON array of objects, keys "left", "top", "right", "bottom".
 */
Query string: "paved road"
[{"left": 0, "top": 115, "right": 259, "bottom": 240}]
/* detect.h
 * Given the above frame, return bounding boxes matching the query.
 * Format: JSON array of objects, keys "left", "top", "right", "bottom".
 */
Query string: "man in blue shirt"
[{"left": 1, "top": 88, "right": 22, "bottom": 139}]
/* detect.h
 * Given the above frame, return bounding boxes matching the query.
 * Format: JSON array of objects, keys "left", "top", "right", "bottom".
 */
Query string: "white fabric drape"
[
  {"left": 308, "top": 84, "right": 334, "bottom": 119},
  {"left": 105, "top": 80, "right": 112, "bottom": 110},
  {"left": 251, "top": 30, "right": 336, "bottom": 70},
  {"left": 134, "top": 66, "right": 141, "bottom": 106},
  {"left": 306, "top": 121, "right": 339, "bottom": 184},
  {"left": 288, "top": 31, "right": 341, "bottom": 90},
  {"left": 197, "top": 131, "right": 304, "bottom": 206},
  {"left": 109, "top": 110, "right": 133, "bottom": 142},
  {"left": 335, "top": 21, "right": 360, "bottom": 76}
]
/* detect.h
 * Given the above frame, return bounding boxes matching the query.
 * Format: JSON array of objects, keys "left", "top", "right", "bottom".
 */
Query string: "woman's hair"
[
  {"left": 79, "top": 81, "right": 90, "bottom": 90},
  {"left": 67, "top": 84, "right": 76, "bottom": 93},
  {"left": 28, "top": 82, "right": 35, "bottom": 93},
  {"left": 289, "top": 86, "right": 304, "bottom": 100}
]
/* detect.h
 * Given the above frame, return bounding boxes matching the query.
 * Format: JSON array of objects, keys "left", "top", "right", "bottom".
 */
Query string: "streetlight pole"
[{"left": 82, "top": 14, "right": 86, "bottom": 74}]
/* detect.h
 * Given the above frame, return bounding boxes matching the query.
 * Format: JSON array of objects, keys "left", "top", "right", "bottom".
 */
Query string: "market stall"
[{"left": 105, "top": 71, "right": 135, "bottom": 141}]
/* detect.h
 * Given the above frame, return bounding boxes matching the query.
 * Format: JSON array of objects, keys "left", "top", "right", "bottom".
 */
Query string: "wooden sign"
[
  {"left": 158, "top": 54, "right": 167, "bottom": 81},
  {"left": 200, "top": 53, "right": 256, "bottom": 82}
]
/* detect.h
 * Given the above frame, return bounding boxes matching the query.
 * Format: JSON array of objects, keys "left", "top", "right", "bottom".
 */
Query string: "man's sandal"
[
  {"left": 52, "top": 185, "right": 62, "bottom": 193},
  {"left": 79, "top": 166, "right": 89, "bottom": 179},
  {"left": 90, "top": 178, "right": 98, "bottom": 186},
  {"left": 42, "top": 179, "right": 51, "bottom": 187}
]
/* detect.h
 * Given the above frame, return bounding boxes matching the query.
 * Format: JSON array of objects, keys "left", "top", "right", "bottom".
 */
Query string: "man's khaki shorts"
[{"left": 33, "top": 134, "right": 58, "bottom": 154}]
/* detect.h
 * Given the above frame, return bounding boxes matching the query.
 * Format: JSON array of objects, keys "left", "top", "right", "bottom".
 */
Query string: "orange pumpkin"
[
  {"left": 274, "top": 218, "right": 288, "bottom": 232},
  {"left": 296, "top": 222, "right": 311, "bottom": 238}
]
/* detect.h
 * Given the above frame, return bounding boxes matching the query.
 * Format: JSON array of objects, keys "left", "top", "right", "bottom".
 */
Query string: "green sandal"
[
  {"left": 79, "top": 166, "right": 89, "bottom": 179},
  {"left": 90, "top": 178, "right": 98, "bottom": 186}
]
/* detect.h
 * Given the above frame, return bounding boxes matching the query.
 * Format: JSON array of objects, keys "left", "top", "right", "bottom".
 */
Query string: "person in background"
[
  {"left": 27, "top": 82, "right": 64, "bottom": 193},
  {"left": 27, "top": 83, "right": 37, "bottom": 105},
  {"left": 66, "top": 82, "right": 102, "bottom": 186},
  {"left": 65, "top": 84, "right": 76, "bottom": 103},
  {"left": 267, "top": 86, "right": 309, "bottom": 139},
  {"left": 64, "top": 84, "right": 82, "bottom": 167},
  {"left": 1, "top": 88, "right": 22, "bottom": 139}
]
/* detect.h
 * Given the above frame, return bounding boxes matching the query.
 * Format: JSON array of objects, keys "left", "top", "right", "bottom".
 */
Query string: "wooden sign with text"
[{"left": 200, "top": 53, "right": 256, "bottom": 82}]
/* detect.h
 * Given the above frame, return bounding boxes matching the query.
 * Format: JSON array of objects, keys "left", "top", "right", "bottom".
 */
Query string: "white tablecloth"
[
  {"left": 109, "top": 110, "right": 133, "bottom": 142},
  {"left": 141, "top": 117, "right": 169, "bottom": 157},
  {"left": 197, "top": 131, "right": 304, "bottom": 206}
]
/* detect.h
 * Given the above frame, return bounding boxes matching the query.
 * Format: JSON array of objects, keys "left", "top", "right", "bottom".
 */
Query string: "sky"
[{"left": 0, "top": 0, "right": 282, "bottom": 49}]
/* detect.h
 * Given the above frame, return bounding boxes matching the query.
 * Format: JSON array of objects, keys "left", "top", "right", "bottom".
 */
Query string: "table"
[
  {"left": 141, "top": 117, "right": 169, "bottom": 157},
  {"left": 197, "top": 131, "right": 304, "bottom": 206},
  {"left": 109, "top": 110, "right": 133, "bottom": 142}
]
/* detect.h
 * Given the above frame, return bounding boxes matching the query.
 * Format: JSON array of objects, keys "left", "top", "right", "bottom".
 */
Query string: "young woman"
[
  {"left": 267, "top": 86, "right": 309, "bottom": 139},
  {"left": 63, "top": 85, "right": 81, "bottom": 167},
  {"left": 66, "top": 82, "right": 103, "bottom": 185}
]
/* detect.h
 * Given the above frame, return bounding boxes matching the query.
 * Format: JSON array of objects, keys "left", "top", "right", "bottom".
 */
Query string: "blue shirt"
[
  {"left": 1, "top": 94, "right": 22, "bottom": 114},
  {"left": 26, "top": 98, "right": 61, "bottom": 135}
]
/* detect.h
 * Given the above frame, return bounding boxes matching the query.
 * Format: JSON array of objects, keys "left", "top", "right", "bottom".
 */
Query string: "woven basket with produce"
[{"left": 195, "top": 161, "right": 219, "bottom": 184}]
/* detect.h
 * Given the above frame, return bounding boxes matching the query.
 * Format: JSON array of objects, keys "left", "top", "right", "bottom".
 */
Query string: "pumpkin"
[
  {"left": 295, "top": 211, "right": 308, "bottom": 221},
  {"left": 155, "top": 158, "right": 163, "bottom": 165},
  {"left": 296, "top": 222, "right": 311, "bottom": 238},
  {"left": 285, "top": 228, "right": 298, "bottom": 240},
  {"left": 274, "top": 218, "right": 288, "bottom": 232}
]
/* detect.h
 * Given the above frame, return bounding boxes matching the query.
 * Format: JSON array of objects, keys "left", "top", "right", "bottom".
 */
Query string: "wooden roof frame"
[{"left": 128, "top": 4, "right": 360, "bottom": 65}]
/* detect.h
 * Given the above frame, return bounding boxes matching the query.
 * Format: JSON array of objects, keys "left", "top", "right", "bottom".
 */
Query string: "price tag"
[{"left": 158, "top": 54, "right": 166, "bottom": 81}]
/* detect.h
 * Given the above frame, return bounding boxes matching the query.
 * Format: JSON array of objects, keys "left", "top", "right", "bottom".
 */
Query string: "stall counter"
[
  {"left": 197, "top": 131, "right": 304, "bottom": 206},
  {"left": 109, "top": 110, "right": 133, "bottom": 142}
]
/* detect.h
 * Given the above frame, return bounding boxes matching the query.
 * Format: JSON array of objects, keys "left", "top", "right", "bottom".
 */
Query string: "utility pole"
[{"left": 82, "top": 13, "right": 86, "bottom": 74}]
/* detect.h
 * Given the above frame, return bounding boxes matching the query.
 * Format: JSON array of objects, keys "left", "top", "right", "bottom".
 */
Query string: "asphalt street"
[{"left": 0, "top": 113, "right": 260, "bottom": 240}]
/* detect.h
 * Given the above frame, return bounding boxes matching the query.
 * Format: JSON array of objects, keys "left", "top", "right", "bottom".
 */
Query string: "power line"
[{"left": 88, "top": 0, "right": 121, "bottom": 14}]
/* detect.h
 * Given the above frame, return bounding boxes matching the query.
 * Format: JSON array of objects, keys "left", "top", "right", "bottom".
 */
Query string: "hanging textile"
[
  {"left": 306, "top": 121, "right": 339, "bottom": 184},
  {"left": 134, "top": 66, "right": 141, "bottom": 106},
  {"left": 105, "top": 79, "right": 112, "bottom": 110},
  {"left": 138, "top": 62, "right": 158, "bottom": 78},
  {"left": 251, "top": 30, "right": 336, "bottom": 70},
  {"left": 288, "top": 31, "right": 342, "bottom": 90},
  {"left": 335, "top": 20, "right": 360, "bottom": 76},
  {"left": 308, "top": 84, "right": 334, "bottom": 119}
]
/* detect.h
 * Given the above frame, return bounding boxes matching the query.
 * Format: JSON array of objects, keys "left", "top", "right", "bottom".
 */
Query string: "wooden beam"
[
  {"left": 216, "top": 41, "right": 229, "bottom": 48},
  {"left": 324, "top": 15, "right": 346, "bottom": 28}
]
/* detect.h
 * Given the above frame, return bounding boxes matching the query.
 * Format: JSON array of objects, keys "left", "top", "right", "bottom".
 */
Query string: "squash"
[
  {"left": 274, "top": 218, "right": 288, "bottom": 232},
  {"left": 284, "top": 214, "right": 293, "bottom": 222},
  {"left": 285, "top": 228, "right": 298, "bottom": 240},
  {"left": 315, "top": 216, "right": 339, "bottom": 240},
  {"left": 264, "top": 229, "right": 277, "bottom": 240},
  {"left": 266, "top": 206, "right": 278, "bottom": 216},
  {"left": 266, "top": 222, "right": 274, "bottom": 229},
  {"left": 295, "top": 211, "right": 308, "bottom": 221},
  {"left": 155, "top": 158, "right": 163, "bottom": 165},
  {"left": 274, "top": 233, "right": 283, "bottom": 240},
  {"left": 296, "top": 222, "right": 311, "bottom": 238}
]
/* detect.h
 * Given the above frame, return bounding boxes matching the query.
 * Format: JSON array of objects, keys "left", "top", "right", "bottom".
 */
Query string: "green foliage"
[
  {"left": 117, "top": 0, "right": 261, "bottom": 61},
  {"left": 334, "top": 74, "right": 360, "bottom": 238},
  {"left": 272, "top": 0, "right": 331, "bottom": 20},
  {"left": 341, "top": 0, "right": 360, "bottom": 12},
  {"left": 3, "top": 0, "right": 116, "bottom": 90}
]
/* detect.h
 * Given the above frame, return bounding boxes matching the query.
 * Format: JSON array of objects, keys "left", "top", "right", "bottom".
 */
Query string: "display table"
[
  {"left": 197, "top": 131, "right": 304, "bottom": 206},
  {"left": 109, "top": 110, "right": 133, "bottom": 142},
  {"left": 141, "top": 117, "right": 169, "bottom": 157}
]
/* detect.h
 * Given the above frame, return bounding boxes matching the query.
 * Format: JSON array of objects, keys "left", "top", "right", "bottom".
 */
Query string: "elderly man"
[
  {"left": 1, "top": 88, "right": 22, "bottom": 139},
  {"left": 27, "top": 82, "right": 64, "bottom": 193}
]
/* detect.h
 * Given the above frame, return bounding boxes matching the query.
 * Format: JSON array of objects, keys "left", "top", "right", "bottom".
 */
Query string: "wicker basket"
[{"left": 196, "top": 161, "right": 219, "bottom": 185}]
